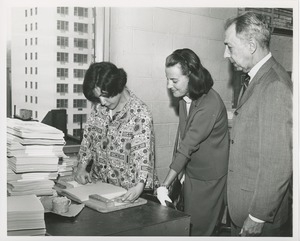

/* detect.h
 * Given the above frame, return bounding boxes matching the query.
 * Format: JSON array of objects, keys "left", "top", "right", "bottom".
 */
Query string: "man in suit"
[{"left": 223, "top": 12, "right": 293, "bottom": 236}]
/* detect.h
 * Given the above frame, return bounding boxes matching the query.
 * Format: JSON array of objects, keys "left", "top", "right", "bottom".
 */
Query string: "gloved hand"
[{"left": 156, "top": 186, "right": 172, "bottom": 206}]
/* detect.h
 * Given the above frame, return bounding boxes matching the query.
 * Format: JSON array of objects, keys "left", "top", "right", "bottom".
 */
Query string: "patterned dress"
[{"left": 78, "top": 88, "right": 159, "bottom": 190}]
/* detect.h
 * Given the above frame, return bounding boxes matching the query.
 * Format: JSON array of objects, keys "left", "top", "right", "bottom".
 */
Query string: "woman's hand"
[
  {"left": 74, "top": 165, "right": 92, "bottom": 185},
  {"left": 121, "top": 182, "right": 145, "bottom": 202}
]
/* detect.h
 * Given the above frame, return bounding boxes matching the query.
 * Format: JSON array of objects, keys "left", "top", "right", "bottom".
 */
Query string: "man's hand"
[
  {"left": 121, "top": 182, "right": 144, "bottom": 202},
  {"left": 240, "top": 216, "right": 264, "bottom": 236}
]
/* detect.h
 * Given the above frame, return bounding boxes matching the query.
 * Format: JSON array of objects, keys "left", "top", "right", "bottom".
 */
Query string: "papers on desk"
[
  {"left": 7, "top": 179, "right": 56, "bottom": 196},
  {"left": 6, "top": 118, "right": 67, "bottom": 197},
  {"left": 7, "top": 168, "right": 58, "bottom": 181},
  {"left": 7, "top": 142, "right": 66, "bottom": 157},
  {"left": 56, "top": 181, "right": 148, "bottom": 213},
  {"left": 7, "top": 195, "right": 46, "bottom": 236},
  {"left": 57, "top": 155, "right": 77, "bottom": 177},
  {"left": 61, "top": 182, "right": 127, "bottom": 203},
  {"left": 7, "top": 118, "right": 65, "bottom": 140},
  {"left": 7, "top": 156, "right": 59, "bottom": 173}
]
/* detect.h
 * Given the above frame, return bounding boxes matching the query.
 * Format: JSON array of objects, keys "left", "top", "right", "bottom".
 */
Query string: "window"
[
  {"left": 25, "top": 24, "right": 27, "bottom": 31},
  {"left": 73, "top": 129, "right": 82, "bottom": 138},
  {"left": 35, "top": 37, "right": 38, "bottom": 45},
  {"left": 30, "top": 81, "right": 33, "bottom": 88},
  {"left": 25, "top": 95, "right": 28, "bottom": 102},
  {"left": 30, "top": 96, "right": 33, "bottom": 103},
  {"left": 73, "top": 99, "right": 87, "bottom": 108},
  {"left": 35, "top": 22, "right": 38, "bottom": 30},
  {"left": 25, "top": 53, "right": 27, "bottom": 60},
  {"left": 57, "top": 36, "right": 69, "bottom": 47},
  {"left": 35, "top": 52, "right": 37, "bottom": 60},
  {"left": 35, "top": 82, "right": 38, "bottom": 89},
  {"left": 30, "top": 38, "right": 33, "bottom": 45},
  {"left": 35, "top": 111, "right": 38, "bottom": 118},
  {"left": 35, "top": 7, "right": 37, "bottom": 15},
  {"left": 25, "top": 39, "right": 27, "bottom": 46},
  {"left": 57, "top": 20, "right": 69, "bottom": 31},
  {"left": 73, "top": 69, "right": 86, "bottom": 78},
  {"left": 30, "top": 52, "right": 33, "bottom": 60},
  {"left": 57, "top": 7, "right": 69, "bottom": 15},
  {"left": 74, "top": 54, "right": 88, "bottom": 63},
  {"left": 73, "top": 114, "right": 87, "bottom": 123},
  {"left": 57, "top": 68, "right": 69, "bottom": 78},
  {"left": 57, "top": 99, "right": 68, "bottom": 108},
  {"left": 25, "top": 67, "right": 27, "bottom": 74},
  {"left": 74, "top": 22, "right": 88, "bottom": 33},
  {"left": 25, "top": 81, "right": 27, "bottom": 88},
  {"left": 30, "top": 8, "right": 33, "bottom": 16},
  {"left": 74, "top": 38, "right": 88, "bottom": 48},
  {"left": 57, "top": 84, "right": 68, "bottom": 93},
  {"left": 57, "top": 52, "right": 69, "bottom": 62},
  {"left": 73, "top": 84, "right": 83, "bottom": 93},
  {"left": 30, "top": 67, "right": 32, "bottom": 74},
  {"left": 35, "top": 96, "right": 38, "bottom": 104},
  {"left": 25, "top": 10, "right": 27, "bottom": 17},
  {"left": 30, "top": 23, "right": 32, "bottom": 31},
  {"left": 35, "top": 67, "right": 38, "bottom": 75},
  {"left": 74, "top": 7, "right": 88, "bottom": 17}
]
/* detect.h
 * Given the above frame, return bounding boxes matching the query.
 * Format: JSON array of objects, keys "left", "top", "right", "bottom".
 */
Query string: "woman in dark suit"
[{"left": 157, "top": 48, "right": 229, "bottom": 236}]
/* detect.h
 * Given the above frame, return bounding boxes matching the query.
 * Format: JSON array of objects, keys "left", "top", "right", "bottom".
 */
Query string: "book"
[{"left": 61, "top": 182, "right": 127, "bottom": 203}]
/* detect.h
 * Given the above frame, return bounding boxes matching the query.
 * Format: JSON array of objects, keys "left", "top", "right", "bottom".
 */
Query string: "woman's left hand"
[{"left": 121, "top": 182, "right": 145, "bottom": 202}]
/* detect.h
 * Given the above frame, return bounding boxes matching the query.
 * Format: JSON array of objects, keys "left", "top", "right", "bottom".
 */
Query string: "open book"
[
  {"left": 61, "top": 182, "right": 127, "bottom": 203},
  {"left": 60, "top": 182, "right": 147, "bottom": 213}
]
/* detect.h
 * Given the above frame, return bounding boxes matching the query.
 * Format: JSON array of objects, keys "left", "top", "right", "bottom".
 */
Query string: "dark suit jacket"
[
  {"left": 170, "top": 88, "right": 229, "bottom": 181},
  {"left": 227, "top": 56, "right": 293, "bottom": 227}
]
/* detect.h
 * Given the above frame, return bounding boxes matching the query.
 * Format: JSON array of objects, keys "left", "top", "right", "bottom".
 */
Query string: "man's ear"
[{"left": 249, "top": 38, "right": 257, "bottom": 54}]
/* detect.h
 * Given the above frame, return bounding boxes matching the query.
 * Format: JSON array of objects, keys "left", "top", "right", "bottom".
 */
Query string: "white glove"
[{"left": 156, "top": 186, "right": 172, "bottom": 206}]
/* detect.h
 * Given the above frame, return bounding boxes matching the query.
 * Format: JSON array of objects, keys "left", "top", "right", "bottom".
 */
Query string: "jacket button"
[{"left": 231, "top": 140, "right": 234, "bottom": 144}]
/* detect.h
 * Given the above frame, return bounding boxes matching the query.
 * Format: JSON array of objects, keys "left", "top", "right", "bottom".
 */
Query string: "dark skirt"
[{"left": 184, "top": 174, "right": 227, "bottom": 236}]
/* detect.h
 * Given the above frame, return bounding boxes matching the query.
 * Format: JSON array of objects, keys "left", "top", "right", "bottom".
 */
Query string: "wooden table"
[{"left": 45, "top": 200, "right": 191, "bottom": 236}]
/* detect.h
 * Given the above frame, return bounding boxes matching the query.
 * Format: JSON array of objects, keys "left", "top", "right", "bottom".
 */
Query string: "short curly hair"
[{"left": 83, "top": 62, "right": 127, "bottom": 103}]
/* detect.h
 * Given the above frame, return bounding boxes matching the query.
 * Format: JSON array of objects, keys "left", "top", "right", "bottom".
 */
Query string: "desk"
[{"left": 45, "top": 200, "right": 190, "bottom": 236}]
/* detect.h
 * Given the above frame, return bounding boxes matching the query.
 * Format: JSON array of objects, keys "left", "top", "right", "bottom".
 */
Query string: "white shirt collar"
[
  {"left": 183, "top": 96, "right": 192, "bottom": 104},
  {"left": 248, "top": 52, "right": 272, "bottom": 82}
]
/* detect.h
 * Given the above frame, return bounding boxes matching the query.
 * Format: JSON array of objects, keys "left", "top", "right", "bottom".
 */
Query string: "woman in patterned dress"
[{"left": 74, "top": 62, "right": 159, "bottom": 202}]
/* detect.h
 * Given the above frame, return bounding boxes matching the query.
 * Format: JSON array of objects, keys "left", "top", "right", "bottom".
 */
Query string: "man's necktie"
[{"left": 241, "top": 73, "right": 250, "bottom": 98}]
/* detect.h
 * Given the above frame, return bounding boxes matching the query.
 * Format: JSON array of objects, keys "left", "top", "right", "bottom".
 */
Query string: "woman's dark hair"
[
  {"left": 83, "top": 62, "right": 127, "bottom": 103},
  {"left": 165, "top": 48, "right": 213, "bottom": 100}
]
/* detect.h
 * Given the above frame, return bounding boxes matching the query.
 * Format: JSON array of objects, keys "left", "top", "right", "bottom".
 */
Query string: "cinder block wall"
[
  {"left": 108, "top": 7, "right": 293, "bottom": 182},
  {"left": 109, "top": 7, "right": 237, "bottom": 182}
]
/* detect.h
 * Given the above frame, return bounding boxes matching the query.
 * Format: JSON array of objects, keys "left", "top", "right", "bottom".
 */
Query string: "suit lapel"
[
  {"left": 181, "top": 93, "right": 206, "bottom": 138},
  {"left": 236, "top": 57, "right": 276, "bottom": 111}
]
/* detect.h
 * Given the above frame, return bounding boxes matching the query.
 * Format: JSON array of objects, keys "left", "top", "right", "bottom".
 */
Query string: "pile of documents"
[
  {"left": 7, "top": 118, "right": 66, "bottom": 196},
  {"left": 58, "top": 155, "right": 77, "bottom": 177},
  {"left": 7, "top": 195, "right": 46, "bottom": 236}
]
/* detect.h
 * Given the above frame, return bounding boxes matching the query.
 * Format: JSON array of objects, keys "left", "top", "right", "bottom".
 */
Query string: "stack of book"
[
  {"left": 7, "top": 195, "right": 46, "bottom": 236},
  {"left": 58, "top": 155, "right": 78, "bottom": 177},
  {"left": 7, "top": 118, "right": 66, "bottom": 196}
]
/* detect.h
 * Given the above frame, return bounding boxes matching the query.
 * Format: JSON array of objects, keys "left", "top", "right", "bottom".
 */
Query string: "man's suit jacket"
[{"left": 227, "top": 56, "right": 293, "bottom": 227}]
